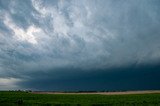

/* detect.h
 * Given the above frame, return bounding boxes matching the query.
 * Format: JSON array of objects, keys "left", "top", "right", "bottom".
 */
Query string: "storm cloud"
[{"left": 0, "top": 0, "right": 160, "bottom": 90}]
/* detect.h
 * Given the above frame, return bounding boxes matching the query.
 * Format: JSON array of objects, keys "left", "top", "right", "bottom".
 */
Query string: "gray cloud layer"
[{"left": 0, "top": 0, "right": 160, "bottom": 90}]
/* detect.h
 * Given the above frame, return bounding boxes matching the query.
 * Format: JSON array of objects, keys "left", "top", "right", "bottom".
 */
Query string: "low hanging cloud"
[{"left": 0, "top": 0, "right": 160, "bottom": 90}]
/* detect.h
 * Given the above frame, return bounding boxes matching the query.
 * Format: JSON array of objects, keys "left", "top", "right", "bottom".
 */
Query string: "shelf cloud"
[{"left": 0, "top": 0, "right": 160, "bottom": 90}]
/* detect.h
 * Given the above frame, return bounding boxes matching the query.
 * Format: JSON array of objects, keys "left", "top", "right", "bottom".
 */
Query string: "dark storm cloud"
[
  {"left": 0, "top": 0, "right": 160, "bottom": 90},
  {"left": 19, "top": 65, "right": 160, "bottom": 91}
]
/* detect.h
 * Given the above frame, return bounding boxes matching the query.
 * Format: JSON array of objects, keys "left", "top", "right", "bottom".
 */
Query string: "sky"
[{"left": 0, "top": 0, "right": 160, "bottom": 91}]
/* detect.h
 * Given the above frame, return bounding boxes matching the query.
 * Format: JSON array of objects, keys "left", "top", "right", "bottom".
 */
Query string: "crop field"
[{"left": 0, "top": 91, "right": 160, "bottom": 106}]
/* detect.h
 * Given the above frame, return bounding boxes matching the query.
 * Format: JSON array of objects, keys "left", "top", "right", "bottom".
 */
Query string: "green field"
[{"left": 0, "top": 91, "right": 160, "bottom": 106}]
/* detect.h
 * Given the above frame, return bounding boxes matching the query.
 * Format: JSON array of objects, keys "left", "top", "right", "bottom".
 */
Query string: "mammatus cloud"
[{"left": 0, "top": 0, "right": 160, "bottom": 90}]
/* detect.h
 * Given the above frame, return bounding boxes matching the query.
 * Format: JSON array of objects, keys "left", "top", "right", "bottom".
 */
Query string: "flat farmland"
[{"left": 0, "top": 91, "right": 160, "bottom": 106}]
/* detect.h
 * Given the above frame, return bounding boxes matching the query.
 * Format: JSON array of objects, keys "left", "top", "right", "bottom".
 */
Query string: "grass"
[{"left": 0, "top": 91, "right": 160, "bottom": 106}]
